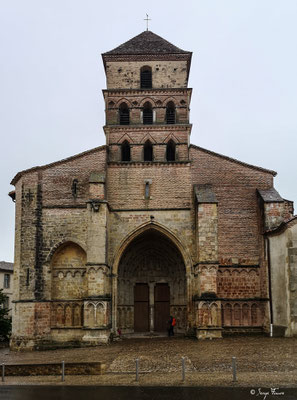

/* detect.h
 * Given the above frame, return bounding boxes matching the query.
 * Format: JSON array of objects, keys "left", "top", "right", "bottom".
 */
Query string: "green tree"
[{"left": 0, "top": 289, "right": 12, "bottom": 341}]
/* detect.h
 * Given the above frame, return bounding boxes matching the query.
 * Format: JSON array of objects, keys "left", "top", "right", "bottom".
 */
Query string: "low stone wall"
[{"left": 3, "top": 362, "right": 105, "bottom": 376}]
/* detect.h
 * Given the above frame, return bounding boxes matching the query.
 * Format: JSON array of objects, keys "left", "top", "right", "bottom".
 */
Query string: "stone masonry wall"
[
  {"left": 264, "top": 202, "right": 286, "bottom": 231},
  {"left": 197, "top": 203, "right": 218, "bottom": 263},
  {"left": 105, "top": 60, "right": 189, "bottom": 89},
  {"left": 33, "top": 208, "right": 88, "bottom": 300},
  {"left": 11, "top": 138, "right": 277, "bottom": 345},
  {"left": 288, "top": 224, "right": 297, "bottom": 335},
  {"left": 268, "top": 220, "right": 297, "bottom": 336},
  {"left": 108, "top": 210, "right": 194, "bottom": 269},
  {"left": 41, "top": 146, "right": 106, "bottom": 207}
]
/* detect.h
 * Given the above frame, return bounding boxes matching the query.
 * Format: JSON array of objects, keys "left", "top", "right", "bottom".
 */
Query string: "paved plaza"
[{"left": 0, "top": 336, "right": 296, "bottom": 387}]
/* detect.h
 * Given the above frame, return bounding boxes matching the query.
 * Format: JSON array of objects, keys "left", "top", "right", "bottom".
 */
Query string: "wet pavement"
[
  {"left": 1, "top": 386, "right": 297, "bottom": 400},
  {"left": 0, "top": 337, "right": 297, "bottom": 388}
]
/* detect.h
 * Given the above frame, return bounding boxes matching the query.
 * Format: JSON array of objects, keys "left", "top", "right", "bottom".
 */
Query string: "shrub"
[{"left": 0, "top": 289, "right": 12, "bottom": 341}]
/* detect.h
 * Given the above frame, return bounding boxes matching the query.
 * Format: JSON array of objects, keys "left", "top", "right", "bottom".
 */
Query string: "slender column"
[{"left": 149, "top": 283, "right": 154, "bottom": 332}]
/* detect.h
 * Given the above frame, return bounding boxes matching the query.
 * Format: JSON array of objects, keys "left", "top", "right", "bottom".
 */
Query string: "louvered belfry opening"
[
  {"left": 144, "top": 140, "right": 153, "bottom": 161},
  {"left": 166, "top": 140, "right": 176, "bottom": 161},
  {"left": 166, "top": 101, "right": 176, "bottom": 124},
  {"left": 119, "top": 103, "right": 130, "bottom": 125},
  {"left": 121, "top": 140, "right": 131, "bottom": 161},
  {"left": 143, "top": 102, "right": 153, "bottom": 125},
  {"left": 140, "top": 66, "right": 152, "bottom": 89}
]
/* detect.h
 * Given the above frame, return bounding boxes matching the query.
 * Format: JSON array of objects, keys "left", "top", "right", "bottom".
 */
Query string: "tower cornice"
[
  {"left": 103, "top": 124, "right": 192, "bottom": 134},
  {"left": 102, "top": 53, "right": 192, "bottom": 78},
  {"left": 103, "top": 87, "right": 192, "bottom": 97}
]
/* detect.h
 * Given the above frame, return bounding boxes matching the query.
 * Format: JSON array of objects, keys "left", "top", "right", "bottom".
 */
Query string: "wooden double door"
[{"left": 134, "top": 283, "right": 170, "bottom": 332}]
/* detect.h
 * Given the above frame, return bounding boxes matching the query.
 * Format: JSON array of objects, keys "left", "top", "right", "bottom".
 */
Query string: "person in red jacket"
[{"left": 167, "top": 315, "right": 176, "bottom": 337}]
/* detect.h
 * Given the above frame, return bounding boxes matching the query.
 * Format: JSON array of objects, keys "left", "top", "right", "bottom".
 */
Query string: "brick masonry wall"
[
  {"left": 217, "top": 267, "right": 261, "bottom": 298},
  {"left": 41, "top": 147, "right": 106, "bottom": 207},
  {"left": 190, "top": 146, "right": 273, "bottom": 264},
  {"left": 105, "top": 126, "right": 190, "bottom": 162},
  {"left": 106, "top": 163, "right": 192, "bottom": 210},
  {"left": 104, "top": 89, "right": 191, "bottom": 125},
  {"left": 12, "top": 302, "right": 51, "bottom": 339},
  {"left": 11, "top": 142, "right": 277, "bottom": 345}
]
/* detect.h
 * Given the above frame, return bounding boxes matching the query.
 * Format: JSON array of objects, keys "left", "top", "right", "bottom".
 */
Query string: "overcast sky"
[{"left": 0, "top": 0, "right": 296, "bottom": 262}]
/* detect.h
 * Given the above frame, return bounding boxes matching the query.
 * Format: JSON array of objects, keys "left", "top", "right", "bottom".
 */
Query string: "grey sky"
[{"left": 1, "top": 0, "right": 296, "bottom": 262}]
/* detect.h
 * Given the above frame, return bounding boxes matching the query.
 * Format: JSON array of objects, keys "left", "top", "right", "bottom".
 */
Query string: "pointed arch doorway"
[{"left": 117, "top": 228, "right": 187, "bottom": 334}]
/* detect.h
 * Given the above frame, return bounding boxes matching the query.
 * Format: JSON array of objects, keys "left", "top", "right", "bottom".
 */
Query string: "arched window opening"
[
  {"left": 119, "top": 103, "right": 130, "bottom": 125},
  {"left": 166, "top": 101, "right": 176, "bottom": 124},
  {"left": 140, "top": 66, "right": 152, "bottom": 89},
  {"left": 143, "top": 102, "right": 153, "bottom": 125},
  {"left": 166, "top": 140, "right": 176, "bottom": 161},
  {"left": 144, "top": 140, "right": 153, "bottom": 161},
  {"left": 121, "top": 140, "right": 131, "bottom": 162}
]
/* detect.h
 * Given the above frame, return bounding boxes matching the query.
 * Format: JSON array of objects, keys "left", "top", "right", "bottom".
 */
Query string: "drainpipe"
[{"left": 266, "top": 236, "right": 274, "bottom": 337}]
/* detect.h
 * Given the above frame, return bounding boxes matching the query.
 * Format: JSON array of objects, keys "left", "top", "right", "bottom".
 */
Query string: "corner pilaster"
[{"left": 83, "top": 173, "right": 111, "bottom": 344}]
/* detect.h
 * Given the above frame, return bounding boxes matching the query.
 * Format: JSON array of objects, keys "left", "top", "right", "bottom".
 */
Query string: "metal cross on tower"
[{"left": 144, "top": 14, "right": 151, "bottom": 31}]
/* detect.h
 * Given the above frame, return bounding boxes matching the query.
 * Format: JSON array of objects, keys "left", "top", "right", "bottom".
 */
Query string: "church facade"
[{"left": 9, "top": 31, "right": 294, "bottom": 350}]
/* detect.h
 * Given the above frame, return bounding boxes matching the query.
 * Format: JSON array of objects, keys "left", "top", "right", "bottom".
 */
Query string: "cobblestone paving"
[{"left": 0, "top": 336, "right": 296, "bottom": 387}]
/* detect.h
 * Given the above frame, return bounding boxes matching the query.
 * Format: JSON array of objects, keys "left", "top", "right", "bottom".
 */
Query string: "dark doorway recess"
[
  {"left": 134, "top": 283, "right": 149, "bottom": 332},
  {"left": 154, "top": 283, "right": 170, "bottom": 331}
]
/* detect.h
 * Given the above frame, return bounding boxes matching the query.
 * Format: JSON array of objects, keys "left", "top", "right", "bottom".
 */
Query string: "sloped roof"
[
  {"left": 0, "top": 261, "right": 13, "bottom": 272},
  {"left": 258, "top": 188, "right": 283, "bottom": 202},
  {"left": 194, "top": 184, "right": 218, "bottom": 203},
  {"left": 103, "top": 31, "right": 190, "bottom": 55}
]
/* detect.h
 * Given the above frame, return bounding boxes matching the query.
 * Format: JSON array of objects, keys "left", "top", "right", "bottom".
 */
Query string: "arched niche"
[{"left": 51, "top": 242, "right": 87, "bottom": 300}]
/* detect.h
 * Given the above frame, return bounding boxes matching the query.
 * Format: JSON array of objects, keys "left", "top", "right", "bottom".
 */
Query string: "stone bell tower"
[{"left": 102, "top": 30, "right": 192, "bottom": 163}]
